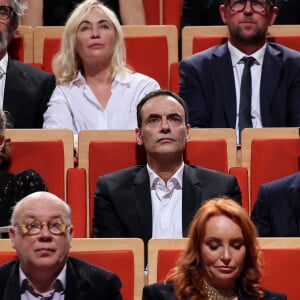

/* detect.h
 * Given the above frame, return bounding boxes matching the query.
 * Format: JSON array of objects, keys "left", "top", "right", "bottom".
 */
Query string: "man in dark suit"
[
  {"left": 92, "top": 90, "right": 241, "bottom": 252},
  {"left": 0, "top": 191, "right": 122, "bottom": 299},
  {"left": 179, "top": 0, "right": 300, "bottom": 143},
  {"left": 251, "top": 172, "right": 300, "bottom": 237},
  {"left": 0, "top": 0, "right": 55, "bottom": 128}
]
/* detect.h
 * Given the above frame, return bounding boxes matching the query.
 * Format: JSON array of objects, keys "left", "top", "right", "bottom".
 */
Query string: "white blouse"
[{"left": 43, "top": 71, "right": 160, "bottom": 134}]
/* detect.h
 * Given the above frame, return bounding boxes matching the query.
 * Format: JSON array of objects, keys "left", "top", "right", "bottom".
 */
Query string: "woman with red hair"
[{"left": 143, "top": 197, "right": 286, "bottom": 300}]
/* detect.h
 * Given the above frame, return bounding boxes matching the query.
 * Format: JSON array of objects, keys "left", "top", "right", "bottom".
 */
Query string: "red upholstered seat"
[
  {"left": 70, "top": 250, "right": 134, "bottom": 300},
  {"left": 193, "top": 36, "right": 228, "bottom": 53},
  {"left": 0, "top": 252, "right": 17, "bottom": 265},
  {"left": 125, "top": 35, "right": 169, "bottom": 88},
  {"left": 10, "top": 140, "right": 65, "bottom": 199},
  {"left": 250, "top": 138, "right": 300, "bottom": 209},
  {"left": 143, "top": 0, "right": 160, "bottom": 24},
  {"left": 261, "top": 248, "right": 300, "bottom": 300},
  {"left": 43, "top": 37, "right": 61, "bottom": 73}
]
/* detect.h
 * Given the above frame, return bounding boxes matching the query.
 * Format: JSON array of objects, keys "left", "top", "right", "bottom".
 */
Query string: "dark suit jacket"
[
  {"left": 3, "top": 58, "right": 55, "bottom": 128},
  {"left": 142, "top": 281, "right": 286, "bottom": 300},
  {"left": 0, "top": 256, "right": 123, "bottom": 300},
  {"left": 92, "top": 164, "right": 241, "bottom": 245},
  {"left": 179, "top": 43, "right": 300, "bottom": 129},
  {"left": 251, "top": 172, "right": 300, "bottom": 237}
]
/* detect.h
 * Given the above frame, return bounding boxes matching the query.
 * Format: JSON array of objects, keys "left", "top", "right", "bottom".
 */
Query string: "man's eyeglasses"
[
  {"left": 0, "top": 5, "right": 13, "bottom": 20},
  {"left": 15, "top": 220, "right": 70, "bottom": 235},
  {"left": 228, "top": 0, "right": 272, "bottom": 14}
]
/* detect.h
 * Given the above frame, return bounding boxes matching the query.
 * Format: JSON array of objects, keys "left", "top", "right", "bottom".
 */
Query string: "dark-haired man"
[{"left": 92, "top": 89, "right": 241, "bottom": 263}]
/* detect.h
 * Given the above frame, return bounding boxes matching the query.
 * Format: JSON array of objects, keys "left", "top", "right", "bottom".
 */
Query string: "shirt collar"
[
  {"left": 19, "top": 263, "right": 67, "bottom": 292},
  {"left": 227, "top": 40, "right": 266, "bottom": 66},
  {"left": 69, "top": 70, "right": 132, "bottom": 88},
  {"left": 0, "top": 53, "right": 8, "bottom": 74},
  {"left": 147, "top": 162, "right": 184, "bottom": 188}
]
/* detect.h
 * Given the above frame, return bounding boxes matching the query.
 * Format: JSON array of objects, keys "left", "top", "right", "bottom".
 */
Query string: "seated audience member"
[
  {"left": 92, "top": 90, "right": 241, "bottom": 255},
  {"left": 0, "top": 110, "right": 47, "bottom": 228},
  {"left": 43, "top": 0, "right": 159, "bottom": 149},
  {"left": 143, "top": 197, "right": 286, "bottom": 300},
  {"left": 251, "top": 172, "right": 300, "bottom": 237},
  {"left": 0, "top": 0, "right": 55, "bottom": 128},
  {"left": 179, "top": 0, "right": 300, "bottom": 144},
  {"left": 21, "top": 0, "right": 145, "bottom": 26},
  {"left": 181, "top": 0, "right": 300, "bottom": 28},
  {"left": 1, "top": 191, "right": 123, "bottom": 299}
]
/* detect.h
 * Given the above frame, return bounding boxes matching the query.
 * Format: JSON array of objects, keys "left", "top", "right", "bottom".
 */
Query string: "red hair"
[{"left": 166, "top": 197, "right": 264, "bottom": 299}]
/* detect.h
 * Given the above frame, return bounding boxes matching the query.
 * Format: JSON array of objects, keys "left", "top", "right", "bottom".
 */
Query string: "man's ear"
[
  {"left": 185, "top": 124, "right": 191, "bottom": 142},
  {"left": 219, "top": 4, "right": 228, "bottom": 25},
  {"left": 9, "top": 227, "right": 16, "bottom": 249},
  {"left": 135, "top": 128, "right": 143, "bottom": 145}
]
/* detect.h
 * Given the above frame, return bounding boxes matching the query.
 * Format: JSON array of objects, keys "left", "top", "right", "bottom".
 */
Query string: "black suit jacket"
[
  {"left": 3, "top": 58, "right": 55, "bottom": 128},
  {"left": 251, "top": 172, "right": 300, "bottom": 237},
  {"left": 92, "top": 164, "right": 241, "bottom": 244},
  {"left": 179, "top": 42, "right": 300, "bottom": 129},
  {"left": 0, "top": 257, "right": 122, "bottom": 300},
  {"left": 142, "top": 281, "right": 286, "bottom": 300}
]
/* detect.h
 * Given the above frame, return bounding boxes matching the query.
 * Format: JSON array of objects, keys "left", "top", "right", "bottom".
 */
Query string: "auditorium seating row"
[
  {"left": 4, "top": 127, "right": 300, "bottom": 238},
  {"left": 0, "top": 237, "right": 300, "bottom": 300},
  {"left": 10, "top": 25, "right": 300, "bottom": 91}
]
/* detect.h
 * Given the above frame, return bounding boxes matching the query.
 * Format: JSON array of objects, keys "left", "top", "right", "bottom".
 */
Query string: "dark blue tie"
[{"left": 239, "top": 56, "right": 255, "bottom": 138}]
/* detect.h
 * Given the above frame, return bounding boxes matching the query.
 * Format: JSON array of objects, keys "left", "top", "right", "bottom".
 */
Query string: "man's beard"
[
  {"left": 0, "top": 30, "right": 10, "bottom": 52},
  {"left": 229, "top": 26, "right": 267, "bottom": 46}
]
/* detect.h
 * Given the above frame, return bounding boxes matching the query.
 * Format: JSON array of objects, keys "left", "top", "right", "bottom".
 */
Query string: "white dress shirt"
[
  {"left": 148, "top": 163, "right": 184, "bottom": 238},
  {"left": 43, "top": 71, "right": 160, "bottom": 134},
  {"left": 228, "top": 41, "right": 266, "bottom": 143},
  {"left": 0, "top": 53, "right": 8, "bottom": 108}
]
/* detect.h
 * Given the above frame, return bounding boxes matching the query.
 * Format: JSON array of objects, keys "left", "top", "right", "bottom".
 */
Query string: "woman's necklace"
[{"left": 203, "top": 283, "right": 237, "bottom": 300}]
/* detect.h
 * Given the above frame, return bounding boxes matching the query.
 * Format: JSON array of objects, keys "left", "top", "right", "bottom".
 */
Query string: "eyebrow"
[{"left": 78, "top": 19, "right": 112, "bottom": 26}]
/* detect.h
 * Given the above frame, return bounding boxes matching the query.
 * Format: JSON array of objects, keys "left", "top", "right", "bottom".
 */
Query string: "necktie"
[{"left": 238, "top": 56, "right": 255, "bottom": 139}]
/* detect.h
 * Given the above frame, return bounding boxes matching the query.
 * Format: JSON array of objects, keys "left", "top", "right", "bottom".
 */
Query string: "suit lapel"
[
  {"left": 182, "top": 165, "right": 203, "bottom": 236},
  {"left": 211, "top": 44, "right": 237, "bottom": 128},
  {"left": 260, "top": 44, "right": 282, "bottom": 126},
  {"left": 3, "top": 59, "right": 26, "bottom": 127},
  {"left": 132, "top": 166, "right": 153, "bottom": 242},
  {"left": 3, "top": 260, "right": 21, "bottom": 300}
]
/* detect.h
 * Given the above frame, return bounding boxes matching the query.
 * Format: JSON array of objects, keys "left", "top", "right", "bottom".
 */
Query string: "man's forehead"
[{"left": 142, "top": 96, "right": 184, "bottom": 113}]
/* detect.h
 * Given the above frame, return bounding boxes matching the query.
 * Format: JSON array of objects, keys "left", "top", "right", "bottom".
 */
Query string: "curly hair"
[{"left": 166, "top": 197, "right": 264, "bottom": 300}]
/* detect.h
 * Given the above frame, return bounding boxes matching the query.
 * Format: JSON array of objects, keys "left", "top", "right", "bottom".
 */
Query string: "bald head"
[{"left": 10, "top": 191, "right": 71, "bottom": 226}]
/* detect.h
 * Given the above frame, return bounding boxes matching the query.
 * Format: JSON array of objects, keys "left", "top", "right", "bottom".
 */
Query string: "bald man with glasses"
[{"left": 0, "top": 191, "right": 123, "bottom": 300}]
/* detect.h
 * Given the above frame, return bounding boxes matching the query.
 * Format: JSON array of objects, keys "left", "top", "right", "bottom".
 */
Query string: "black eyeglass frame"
[
  {"left": 226, "top": 0, "right": 274, "bottom": 14},
  {"left": 0, "top": 5, "right": 14, "bottom": 20}
]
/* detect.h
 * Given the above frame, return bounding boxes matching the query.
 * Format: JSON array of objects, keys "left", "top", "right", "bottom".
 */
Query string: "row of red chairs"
[
  {"left": 0, "top": 237, "right": 299, "bottom": 300},
  {"left": 9, "top": 25, "right": 300, "bottom": 91},
  {"left": 6, "top": 128, "right": 300, "bottom": 238}
]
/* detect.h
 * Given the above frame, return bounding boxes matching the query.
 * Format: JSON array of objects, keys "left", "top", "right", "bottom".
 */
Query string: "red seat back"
[
  {"left": 250, "top": 138, "right": 300, "bottom": 209},
  {"left": 125, "top": 35, "right": 169, "bottom": 88},
  {"left": 10, "top": 140, "right": 65, "bottom": 198},
  {"left": 261, "top": 248, "right": 300, "bottom": 300},
  {"left": 70, "top": 250, "right": 134, "bottom": 300},
  {"left": 143, "top": 0, "right": 160, "bottom": 24}
]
